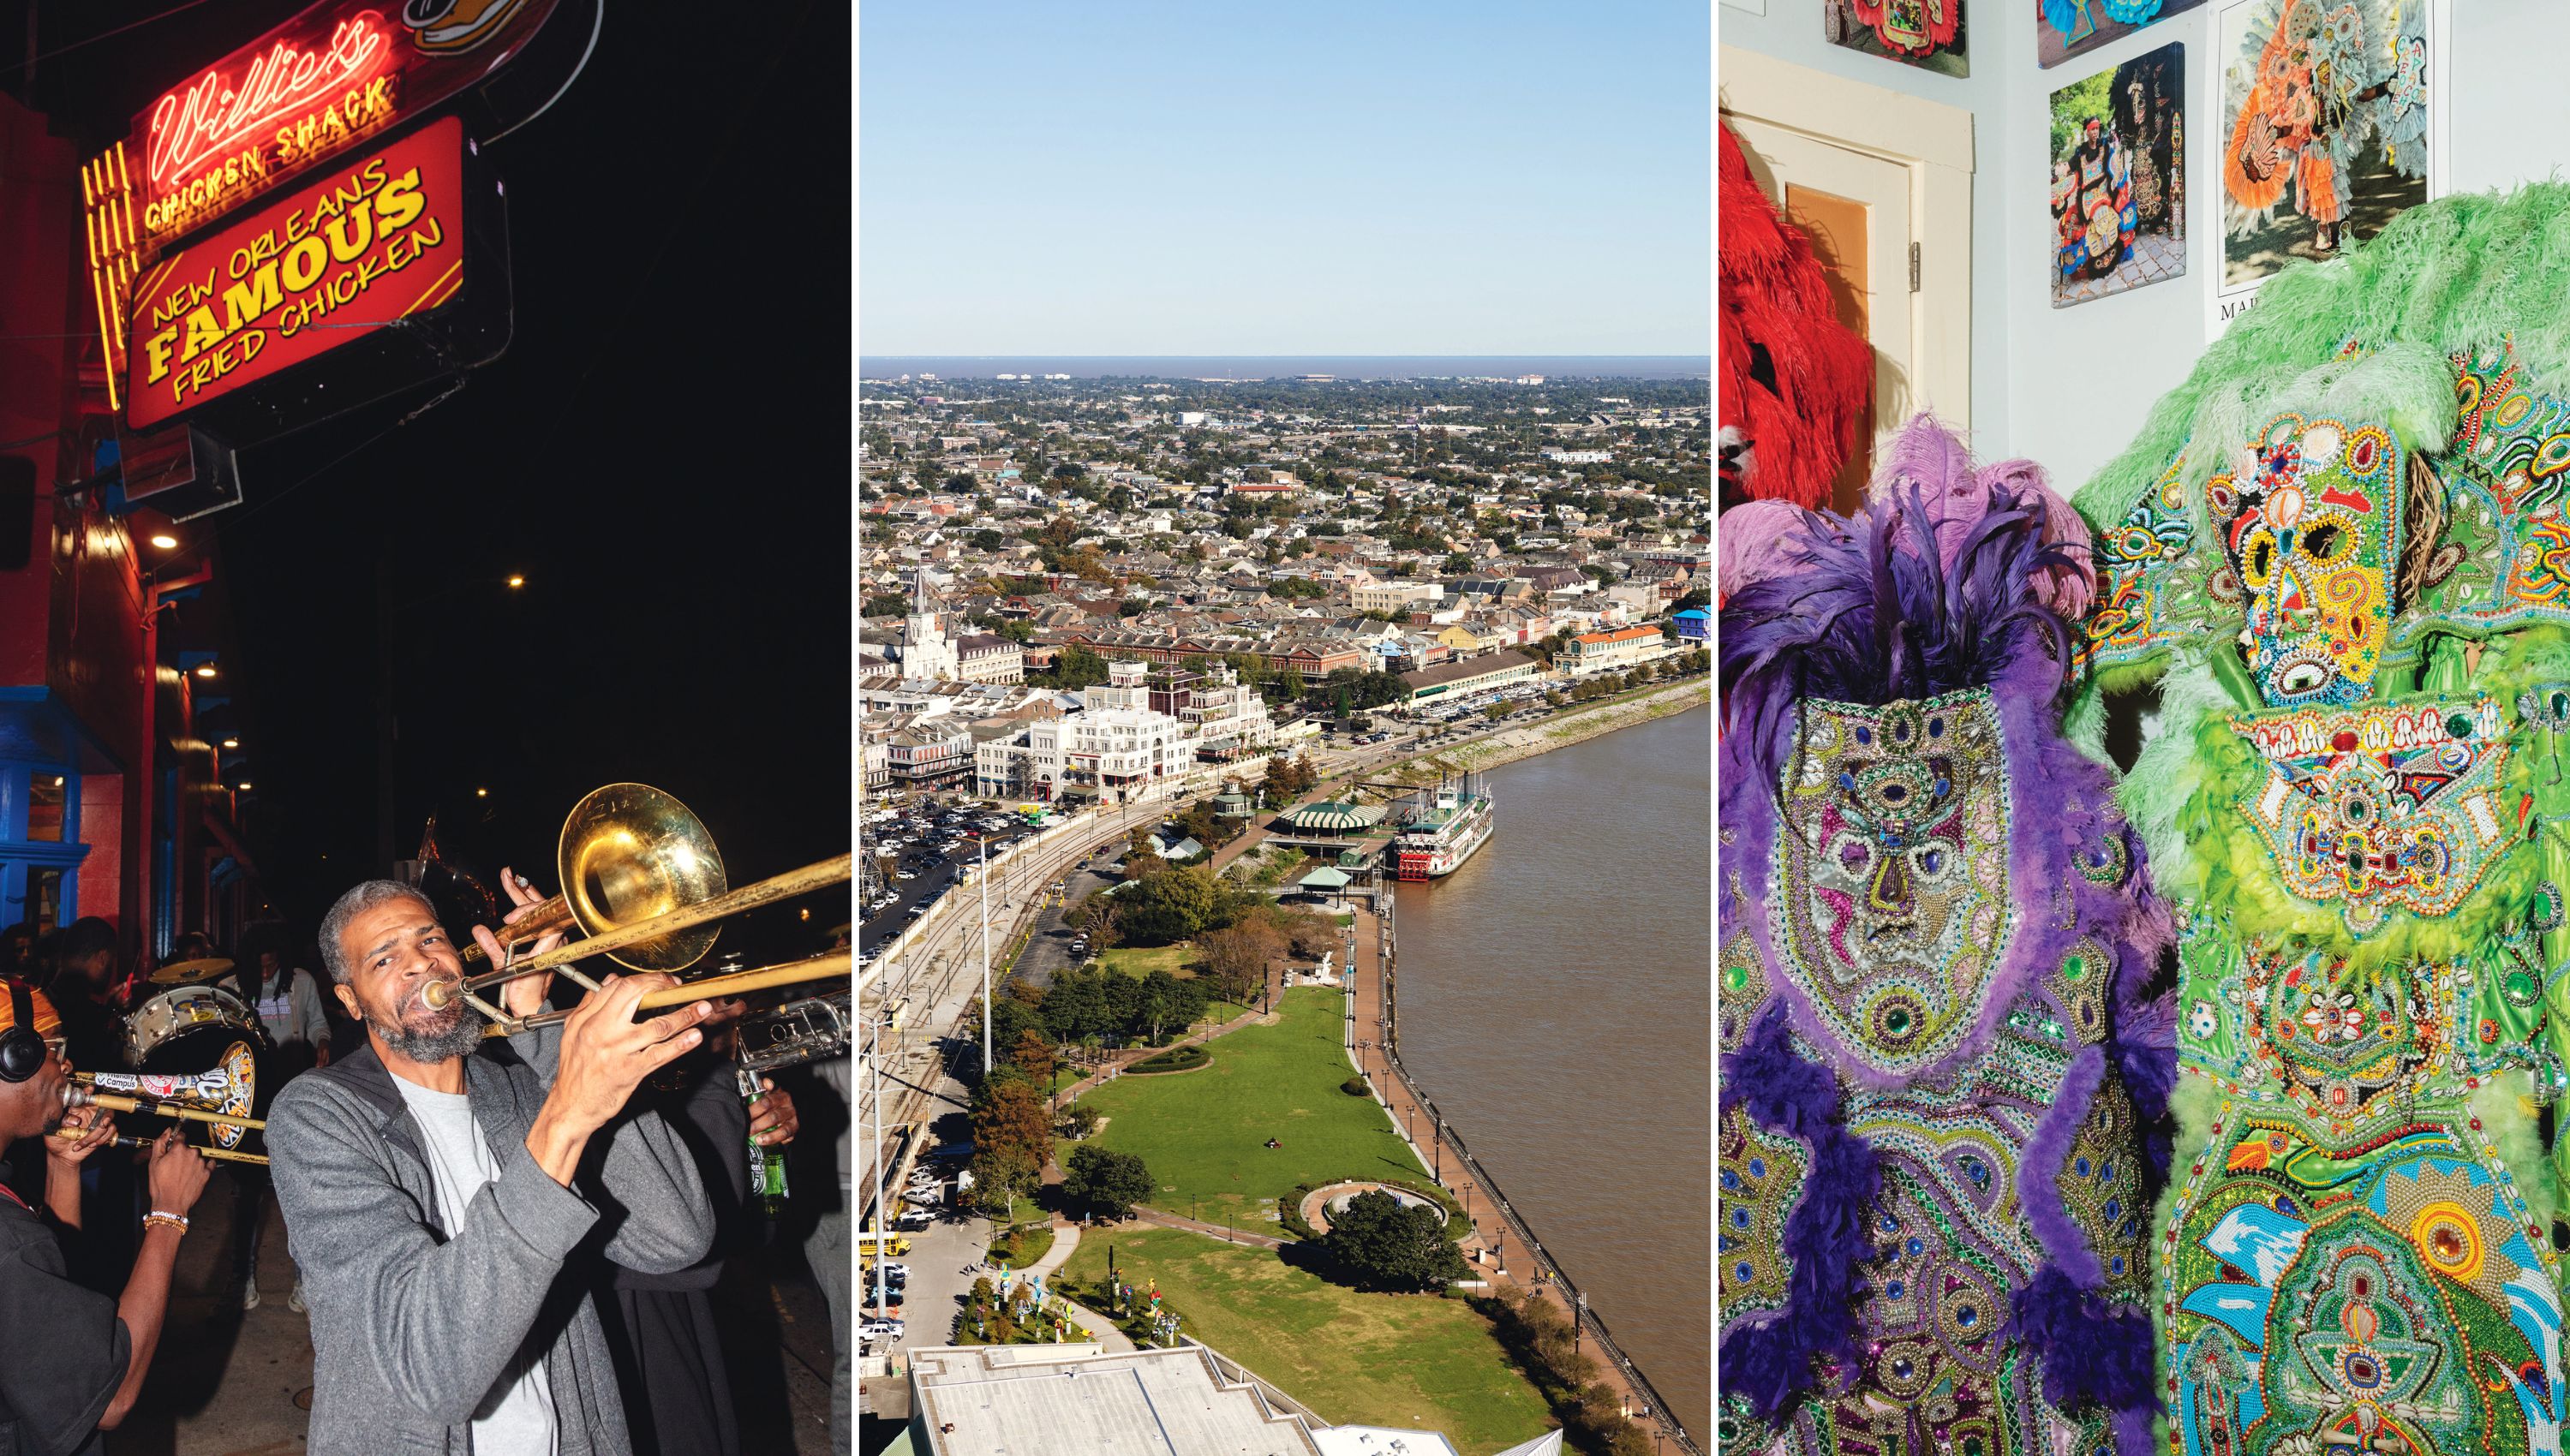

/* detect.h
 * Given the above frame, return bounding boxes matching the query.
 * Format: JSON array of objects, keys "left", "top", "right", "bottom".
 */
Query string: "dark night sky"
[{"left": 4, "top": 0, "right": 852, "bottom": 947}]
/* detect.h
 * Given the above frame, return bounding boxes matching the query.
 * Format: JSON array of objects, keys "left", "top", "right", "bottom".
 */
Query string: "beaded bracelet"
[{"left": 142, "top": 1212, "right": 188, "bottom": 1236}]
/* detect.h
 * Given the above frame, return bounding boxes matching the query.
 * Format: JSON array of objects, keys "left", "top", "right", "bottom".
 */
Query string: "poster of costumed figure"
[
  {"left": 2053, "top": 44, "right": 2187, "bottom": 308},
  {"left": 2040, "top": 0, "right": 2208, "bottom": 70},
  {"left": 2071, "top": 182, "right": 2570, "bottom": 1456},
  {"left": 1825, "top": 0, "right": 1966, "bottom": 77},
  {"left": 2213, "top": 0, "right": 2438, "bottom": 334},
  {"left": 1717, "top": 417, "right": 2174, "bottom": 1456}
]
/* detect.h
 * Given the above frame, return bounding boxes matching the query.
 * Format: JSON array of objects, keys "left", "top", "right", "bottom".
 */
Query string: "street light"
[
  {"left": 148, "top": 533, "right": 178, "bottom": 550},
  {"left": 507, "top": 574, "right": 525, "bottom": 588},
  {"left": 475, "top": 787, "right": 489, "bottom": 798},
  {"left": 220, "top": 737, "right": 239, "bottom": 749},
  {"left": 194, "top": 663, "right": 217, "bottom": 678}
]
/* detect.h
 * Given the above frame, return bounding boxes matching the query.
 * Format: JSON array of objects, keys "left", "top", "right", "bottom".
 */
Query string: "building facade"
[
  {"left": 0, "top": 93, "right": 261, "bottom": 959},
  {"left": 1563, "top": 624, "right": 1679, "bottom": 677},
  {"left": 1398, "top": 650, "right": 1542, "bottom": 707},
  {"left": 953, "top": 633, "right": 1025, "bottom": 685}
]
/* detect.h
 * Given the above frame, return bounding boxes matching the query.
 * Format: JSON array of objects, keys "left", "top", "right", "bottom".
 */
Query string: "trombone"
[{"left": 414, "top": 782, "right": 852, "bottom": 1035}]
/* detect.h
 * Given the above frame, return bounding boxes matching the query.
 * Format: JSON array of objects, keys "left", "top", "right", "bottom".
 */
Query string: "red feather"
[{"left": 1720, "top": 122, "right": 1874, "bottom": 510}]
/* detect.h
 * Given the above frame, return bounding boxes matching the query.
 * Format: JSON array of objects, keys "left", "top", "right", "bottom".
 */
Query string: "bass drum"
[{"left": 120, "top": 986, "right": 267, "bottom": 1150}]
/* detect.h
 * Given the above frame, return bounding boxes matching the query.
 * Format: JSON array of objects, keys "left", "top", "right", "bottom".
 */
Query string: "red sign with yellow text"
[
  {"left": 132, "top": 0, "right": 562, "bottom": 248},
  {"left": 127, "top": 117, "right": 467, "bottom": 430}
]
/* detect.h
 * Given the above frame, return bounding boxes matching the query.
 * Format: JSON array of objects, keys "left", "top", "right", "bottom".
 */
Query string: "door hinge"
[{"left": 1909, "top": 242, "right": 1922, "bottom": 293}]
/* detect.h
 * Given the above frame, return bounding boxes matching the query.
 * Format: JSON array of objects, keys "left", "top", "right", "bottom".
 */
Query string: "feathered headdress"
[{"left": 1719, "top": 122, "right": 1874, "bottom": 510}]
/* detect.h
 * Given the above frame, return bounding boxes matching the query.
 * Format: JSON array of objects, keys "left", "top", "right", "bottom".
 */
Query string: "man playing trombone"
[{"left": 270, "top": 872, "right": 719, "bottom": 1456}]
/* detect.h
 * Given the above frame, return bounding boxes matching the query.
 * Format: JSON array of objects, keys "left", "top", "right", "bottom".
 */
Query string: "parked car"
[{"left": 858, "top": 1320, "right": 905, "bottom": 1341}]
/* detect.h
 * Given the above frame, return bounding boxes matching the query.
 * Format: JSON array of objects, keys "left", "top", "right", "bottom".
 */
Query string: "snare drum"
[{"left": 118, "top": 986, "right": 267, "bottom": 1149}]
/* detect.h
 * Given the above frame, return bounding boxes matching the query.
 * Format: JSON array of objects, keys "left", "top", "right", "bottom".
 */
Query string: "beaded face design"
[
  {"left": 2229, "top": 697, "right": 2513, "bottom": 934},
  {"left": 2209, "top": 412, "right": 2402, "bottom": 707},
  {"left": 1774, "top": 690, "right": 2013, "bottom": 1077}
]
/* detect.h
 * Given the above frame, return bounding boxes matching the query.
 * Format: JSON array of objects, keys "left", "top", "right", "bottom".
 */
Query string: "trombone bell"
[{"left": 559, "top": 785, "right": 727, "bottom": 972}]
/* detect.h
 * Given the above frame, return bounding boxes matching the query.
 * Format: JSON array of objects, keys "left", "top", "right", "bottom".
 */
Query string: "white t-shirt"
[{"left": 391, "top": 1076, "right": 560, "bottom": 1456}]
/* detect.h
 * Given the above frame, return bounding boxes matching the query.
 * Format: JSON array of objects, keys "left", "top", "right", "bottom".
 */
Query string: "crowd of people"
[{"left": 0, "top": 877, "right": 853, "bottom": 1456}]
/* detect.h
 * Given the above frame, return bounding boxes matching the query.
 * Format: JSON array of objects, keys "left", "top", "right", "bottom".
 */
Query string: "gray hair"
[{"left": 319, "top": 880, "right": 438, "bottom": 985}]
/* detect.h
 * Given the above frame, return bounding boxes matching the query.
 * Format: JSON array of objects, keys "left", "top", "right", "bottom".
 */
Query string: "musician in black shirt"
[{"left": 0, "top": 979, "right": 211, "bottom": 1456}]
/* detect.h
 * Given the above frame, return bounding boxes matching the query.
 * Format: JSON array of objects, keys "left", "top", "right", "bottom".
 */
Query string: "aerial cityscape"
[
  {"left": 858, "top": 4, "right": 1709, "bottom": 1449},
  {"left": 855, "top": 370, "right": 1712, "bottom": 1455}
]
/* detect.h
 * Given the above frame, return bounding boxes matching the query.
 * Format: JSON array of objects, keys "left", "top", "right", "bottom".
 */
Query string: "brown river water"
[{"left": 1390, "top": 702, "right": 1712, "bottom": 1439}]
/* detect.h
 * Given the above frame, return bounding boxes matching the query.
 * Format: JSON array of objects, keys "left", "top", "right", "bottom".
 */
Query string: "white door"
[
  {"left": 1722, "top": 44, "right": 1975, "bottom": 510},
  {"left": 1727, "top": 115, "right": 1917, "bottom": 515}
]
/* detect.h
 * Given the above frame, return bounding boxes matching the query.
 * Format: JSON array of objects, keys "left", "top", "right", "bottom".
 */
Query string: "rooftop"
[{"left": 906, "top": 1343, "right": 1320, "bottom": 1456}]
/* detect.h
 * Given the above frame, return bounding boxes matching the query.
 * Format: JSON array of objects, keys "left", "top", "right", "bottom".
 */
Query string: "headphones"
[{"left": 0, "top": 980, "right": 46, "bottom": 1083}]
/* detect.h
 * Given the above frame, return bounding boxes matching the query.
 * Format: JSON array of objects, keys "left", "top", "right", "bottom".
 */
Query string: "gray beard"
[{"left": 373, "top": 1005, "right": 484, "bottom": 1063}]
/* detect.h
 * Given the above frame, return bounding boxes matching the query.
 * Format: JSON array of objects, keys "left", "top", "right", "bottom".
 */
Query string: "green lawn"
[
  {"left": 1061, "top": 1228, "right": 1555, "bottom": 1456},
  {"left": 1095, "top": 945, "right": 1198, "bottom": 977},
  {"left": 1078, "top": 987, "right": 1425, "bottom": 1227}
]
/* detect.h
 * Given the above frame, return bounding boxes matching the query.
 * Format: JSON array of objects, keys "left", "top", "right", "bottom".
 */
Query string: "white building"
[
  {"left": 1563, "top": 624, "right": 1680, "bottom": 677},
  {"left": 1351, "top": 581, "right": 1443, "bottom": 615},
  {"left": 1544, "top": 448, "right": 1611, "bottom": 465},
  {"left": 895, "top": 567, "right": 960, "bottom": 683},
  {"left": 975, "top": 660, "right": 1192, "bottom": 804}
]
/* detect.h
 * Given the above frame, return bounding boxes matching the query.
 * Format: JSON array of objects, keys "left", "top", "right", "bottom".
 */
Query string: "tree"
[
  {"left": 1010, "top": 1029, "right": 1058, "bottom": 1094},
  {"left": 1321, "top": 1190, "right": 1468, "bottom": 1292},
  {"left": 972, "top": 1076, "right": 1055, "bottom": 1174},
  {"left": 1484, "top": 701, "right": 1507, "bottom": 722},
  {"left": 862, "top": 593, "right": 910, "bottom": 619},
  {"left": 1082, "top": 899, "right": 1122, "bottom": 953},
  {"left": 1442, "top": 552, "right": 1475, "bottom": 574},
  {"left": 1120, "top": 864, "right": 1236, "bottom": 945},
  {"left": 1061, "top": 1145, "right": 1154, "bottom": 1220},
  {"left": 971, "top": 528, "right": 1006, "bottom": 551},
  {"left": 1198, "top": 920, "right": 1285, "bottom": 1006}
]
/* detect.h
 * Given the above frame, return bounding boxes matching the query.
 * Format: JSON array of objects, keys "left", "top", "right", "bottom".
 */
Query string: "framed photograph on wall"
[
  {"left": 2209, "top": 0, "right": 2447, "bottom": 336},
  {"left": 2051, "top": 42, "right": 2187, "bottom": 307},
  {"left": 1825, "top": 0, "right": 1967, "bottom": 78},
  {"left": 2039, "top": 0, "right": 2208, "bottom": 70}
]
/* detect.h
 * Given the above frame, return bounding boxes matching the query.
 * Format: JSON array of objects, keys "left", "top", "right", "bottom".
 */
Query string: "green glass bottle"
[{"left": 739, "top": 1068, "right": 790, "bottom": 1216}]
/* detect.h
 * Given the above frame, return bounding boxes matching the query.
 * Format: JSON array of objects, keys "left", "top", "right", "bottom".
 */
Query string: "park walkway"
[{"left": 1128, "top": 1206, "right": 1287, "bottom": 1250}]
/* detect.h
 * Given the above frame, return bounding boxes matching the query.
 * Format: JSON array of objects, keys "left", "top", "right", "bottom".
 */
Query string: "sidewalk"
[
  {"left": 1346, "top": 898, "right": 1676, "bottom": 1438},
  {"left": 1128, "top": 1206, "right": 1286, "bottom": 1250}
]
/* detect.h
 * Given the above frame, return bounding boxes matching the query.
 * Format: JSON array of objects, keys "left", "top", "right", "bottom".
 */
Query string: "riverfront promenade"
[{"left": 1348, "top": 897, "right": 1691, "bottom": 1451}]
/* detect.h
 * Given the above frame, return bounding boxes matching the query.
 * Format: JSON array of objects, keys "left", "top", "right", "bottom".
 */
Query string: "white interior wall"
[
  {"left": 1716, "top": 1, "right": 2017, "bottom": 460},
  {"left": 1722, "top": 0, "right": 2570, "bottom": 498}
]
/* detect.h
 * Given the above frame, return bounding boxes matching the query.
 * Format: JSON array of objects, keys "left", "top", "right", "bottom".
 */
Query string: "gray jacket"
[{"left": 268, "top": 1027, "right": 715, "bottom": 1456}]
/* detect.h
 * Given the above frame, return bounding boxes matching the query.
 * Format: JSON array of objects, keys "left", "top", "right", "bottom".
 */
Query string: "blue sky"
[{"left": 858, "top": 3, "right": 1710, "bottom": 356}]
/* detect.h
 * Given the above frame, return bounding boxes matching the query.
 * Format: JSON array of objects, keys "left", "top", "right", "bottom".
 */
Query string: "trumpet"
[
  {"left": 69, "top": 1042, "right": 261, "bottom": 1149},
  {"left": 51, "top": 1125, "right": 268, "bottom": 1166},
  {"left": 63, "top": 1083, "right": 266, "bottom": 1132}
]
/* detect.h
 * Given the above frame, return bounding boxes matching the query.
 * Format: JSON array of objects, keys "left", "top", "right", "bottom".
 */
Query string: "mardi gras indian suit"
[
  {"left": 1718, "top": 417, "right": 2176, "bottom": 1456},
  {"left": 2075, "top": 185, "right": 2570, "bottom": 1456}
]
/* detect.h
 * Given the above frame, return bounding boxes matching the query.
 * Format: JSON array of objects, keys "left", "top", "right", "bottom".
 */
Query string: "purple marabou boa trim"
[
  {"left": 2020, "top": 1046, "right": 2110, "bottom": 1291},
  {"left": 1718, "top": 1004, "right": 1881, "bottom": 1421},
  {"left": 2011, "top": 1263, "right": 2158, "bottom": 1450}
]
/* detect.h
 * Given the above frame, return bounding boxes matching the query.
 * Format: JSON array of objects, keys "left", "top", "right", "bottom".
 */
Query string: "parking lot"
[{"left": 858, "top": 797, "right": 1041, "bottom": 954}]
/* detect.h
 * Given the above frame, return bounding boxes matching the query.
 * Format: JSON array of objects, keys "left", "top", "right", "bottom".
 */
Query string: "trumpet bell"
[{"left": 559, "top": 784, "right": 728, "bottom": 971}]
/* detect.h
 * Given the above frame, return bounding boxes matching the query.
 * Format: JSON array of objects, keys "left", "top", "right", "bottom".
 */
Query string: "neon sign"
[
  {"left": 128, "top": 0, "right": 566, "bottom": 250},
  {"left": 147, "top": 14, "right": 389, "bottom": 200},
  {"left": 127, "top": 118, "right": 468, "bottom": 430}
]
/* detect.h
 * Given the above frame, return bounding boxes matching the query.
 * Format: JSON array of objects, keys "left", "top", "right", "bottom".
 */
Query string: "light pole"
[{"left": 980, "top": 833, "right": 993, "bottom": 1076}]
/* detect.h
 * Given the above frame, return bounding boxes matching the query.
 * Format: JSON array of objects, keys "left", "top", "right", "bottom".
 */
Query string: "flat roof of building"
[
  {"left": 1397, "top": 650, "right": 1536, "bottom": 691},
  {"left": 907, "top": 1344, "right": 1321, "bottom": 1456}
]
